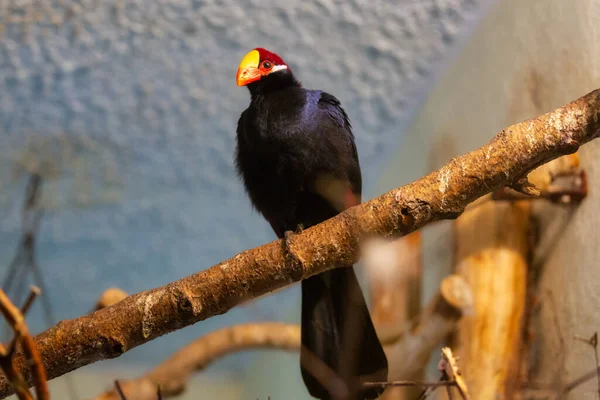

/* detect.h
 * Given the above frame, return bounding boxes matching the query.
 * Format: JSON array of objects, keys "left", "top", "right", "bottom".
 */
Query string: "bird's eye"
[{"left": 262, "top": 61, "right": 273, "bottom": 70}]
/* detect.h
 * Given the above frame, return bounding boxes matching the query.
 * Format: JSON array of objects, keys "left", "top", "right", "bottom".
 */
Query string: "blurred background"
[{"left": 1, "top": 0, "right": 599, "bottom": 399}]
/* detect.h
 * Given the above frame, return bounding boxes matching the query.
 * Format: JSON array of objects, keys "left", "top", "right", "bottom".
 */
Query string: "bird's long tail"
[{"left": 300, "top": 267, "right": 388, "bottom": 400}]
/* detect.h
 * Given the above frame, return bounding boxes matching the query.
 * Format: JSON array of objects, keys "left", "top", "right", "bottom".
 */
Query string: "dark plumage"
[{"left": 235, "top": 48, "right": 388, "bottom": 399}]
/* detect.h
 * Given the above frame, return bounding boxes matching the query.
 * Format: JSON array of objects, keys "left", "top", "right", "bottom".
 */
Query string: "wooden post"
[{"left": 451, "top": 199, "right": 531, "bottom": 399}]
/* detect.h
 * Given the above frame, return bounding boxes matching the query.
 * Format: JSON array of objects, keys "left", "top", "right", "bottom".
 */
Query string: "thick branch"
[{"left": 1, "top": 89, "right": 599, "bottom": 398}]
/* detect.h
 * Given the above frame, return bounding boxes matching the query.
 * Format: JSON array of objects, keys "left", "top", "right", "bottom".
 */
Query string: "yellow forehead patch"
[{"left": 238, "top": 49, "right": 260, "bottom": 70}]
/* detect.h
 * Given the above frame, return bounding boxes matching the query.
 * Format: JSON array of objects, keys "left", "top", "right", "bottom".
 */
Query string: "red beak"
[{"left": 236, "top": 67, "right": 261, "bottom": 86}]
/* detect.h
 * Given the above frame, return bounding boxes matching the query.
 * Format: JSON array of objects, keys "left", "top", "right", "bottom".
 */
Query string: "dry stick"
[
  {"left": 95, "top": 323, "right": 301, "bottom": 400},
  {"left": 564, "top": 366, "right": 600, "bottom": 393},
  {"left": 525, "top": 365, "right": 600, "bottom": 396},
  {"left": 384, "top": 275, "right": 472, "bottom": 382},
  {"left": 114, "top": 380, "right": 127, "bottom": 400},
  {"left": 441, "top": 347, "right": 469, "bottom": 400},
  {"left": 0, "top": 341, "right": 31, "bottom": 400},
  {"left": 6, "top": 287, "right": 43, "bottom": 357},
  {"left": 573, "top": 332, "right": 600, "bottom": 396},
  {"left": 0, "top": 288, "right": 48, "bottom": 400},
  {"left": 446, "top": 385, "right": 455, "bottom": 400},
  {"left": 1, "top": 88, "right": 600, "bottom": 398},
  {"left": 363, "top": 380, "right": 455, "bottom": 389},
  {"left": 385, "top": 348, "right": 465, "bottom": 400},
  {"left": 93, "top": 291, "right": 345, "bottom": 400}
]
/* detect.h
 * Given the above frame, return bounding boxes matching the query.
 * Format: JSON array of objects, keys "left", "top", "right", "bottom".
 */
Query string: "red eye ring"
[{"left": 261, "top": 60, "right": 273, "bottom": 70}]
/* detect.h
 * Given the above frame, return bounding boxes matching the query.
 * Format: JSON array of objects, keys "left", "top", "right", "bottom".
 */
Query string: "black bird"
[{"left": 235, "top": 48, "right": 388, "bottom": 399}]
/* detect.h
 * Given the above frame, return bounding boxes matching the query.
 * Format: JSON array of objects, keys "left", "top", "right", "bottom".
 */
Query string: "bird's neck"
[{"left": 248, "top": 74, "right": 301, "bottom": 100}]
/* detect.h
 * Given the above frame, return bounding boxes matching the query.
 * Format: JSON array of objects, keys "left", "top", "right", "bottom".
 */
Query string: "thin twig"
[
  {"left": 492, "top": 170, "right": 588, "bottom": 204},
  {"left": 19, "top": 287, "right": 41, "bottom": 318},
  {"left": 6, "top": 287, "right": 41, "bottom": 358},
  {"left": 564, "top": 367, "right": 600, "bottom": 393},
  {"left": 0, "top": 340, "right": 31, "bottom": 400},
  {"left": 573, "top": 332, "right": 600, "bottom": 396},
  {"left": 441, "top": 348, "right": 469, "bottom": 400},
  {"left": 362, "top": 380, "right": 456, "bottom": 389},
  {"left": 0, "top": 288, "right": 47, "bottom": 400},
  {"left": 94, "top": 323, "right": 301, "bottom": 400},
  {"left": 446, "top": 384, "right": 455, "bottom": 400},
  {"left": 114, "top": 380, "right": 127, "bottom": 400}
]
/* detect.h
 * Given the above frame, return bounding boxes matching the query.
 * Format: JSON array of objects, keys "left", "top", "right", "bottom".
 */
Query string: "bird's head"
[{"left": 236, "top": 48, "right": 298, "bottom": 92}]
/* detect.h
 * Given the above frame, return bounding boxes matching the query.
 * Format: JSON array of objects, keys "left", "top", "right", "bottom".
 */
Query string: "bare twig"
[
  {"left": 492, "top": 169, "right": 587, "bottom": 204},
  {"left": 6, "top": 287, "right": 41, "bottom": 358},
  {"left": 384, "top": 275, "right": 472, "bottom": 382},
  {"left": 2, "top": 88, "right": 600, "bottom": 397},
  {"left": 0, "top": 341, "right": 31, "bottom": 400},
  {"left": 564, "top": 366, "right": 600, "bottom": 393},
  {"left": 19, "top": 287, "right": 41, "bottom": 317},
  {"left": 0, "top": 287, "right": 48, "bottom": 400},
  {"left": 413, "top": 375, "right": 449, "bottom": 400},
  {"left": 573, "top": 332, "right": 600, "bottom": 396},
  {"left": 362, "top": 380, "right": 455, "bottom": 389},
  {"left": 446, "top": 384, "right": 455, "bottom": 400},
  {"left": 94, "top": 323, "right": 300, "bottom": 400},
  {"left": 523, "top": 365, "right": 600, "bottom": 396},
  {"left": 114, "top": 380, "right": 127, "bottom": 400},
  {"left": 441, "top": 347, "right": 469, "bottom": 400}
]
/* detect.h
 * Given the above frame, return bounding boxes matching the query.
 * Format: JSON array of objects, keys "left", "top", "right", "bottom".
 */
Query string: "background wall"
[
  {"left": 0, "top": 0, "right": 496, "bottom": 398},
  {"left": 377, "top": 0, "right": 600, "bottom": 397}
]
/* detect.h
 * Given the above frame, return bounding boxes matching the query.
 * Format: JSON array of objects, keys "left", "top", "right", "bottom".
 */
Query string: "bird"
[{"left": 234, "top": 48, "right": 388, "bottom": 399}]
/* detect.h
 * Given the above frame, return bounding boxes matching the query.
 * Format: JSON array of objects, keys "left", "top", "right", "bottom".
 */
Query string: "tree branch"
[
  {"left": 1, "top": 88, "right": 599, "bottom": 398},
  {"left": 384, "top": 275, "right": 472, "bottom": 382},
  {"left": 94, "top": 323, "right": 300, "bottom": 400},
  {"left": 0, "top": 287, "right": 47, "bottom": 400}
]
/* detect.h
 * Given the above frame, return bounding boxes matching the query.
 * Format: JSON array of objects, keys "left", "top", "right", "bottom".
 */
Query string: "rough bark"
[{"left": 0, "top": 88, "right": 599, "bottom": 398}]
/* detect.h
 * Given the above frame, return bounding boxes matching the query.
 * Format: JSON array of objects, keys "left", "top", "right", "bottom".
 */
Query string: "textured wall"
[
  {"left": 0, "top": 0, "right": 493, "bottom": 397},
  {"left": 378, "top": 0, "right": 600, "bottom": 397}
]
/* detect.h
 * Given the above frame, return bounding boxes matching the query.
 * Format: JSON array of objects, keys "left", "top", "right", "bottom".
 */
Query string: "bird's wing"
[{"left": 312, "top": 91, "right": 362, "bottom": 212}]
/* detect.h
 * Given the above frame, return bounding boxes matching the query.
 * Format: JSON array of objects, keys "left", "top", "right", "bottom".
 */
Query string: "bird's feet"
[
  {"left": 282, "top": 224, "right": 304, "bottom": 278},
  {"left": 283, "top": 223, "right": 304, "bottom": 249}
]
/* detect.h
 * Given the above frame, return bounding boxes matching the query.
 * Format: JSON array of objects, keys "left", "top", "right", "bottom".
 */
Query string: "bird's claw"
[
  {"left": 283, "top": 224, "right": 304, "bottom": 249},
  {"left": 282, "top": 225, "right": 304, "bottom": 278}
]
